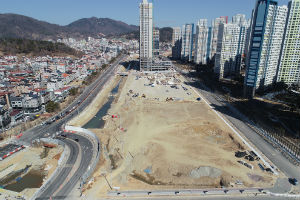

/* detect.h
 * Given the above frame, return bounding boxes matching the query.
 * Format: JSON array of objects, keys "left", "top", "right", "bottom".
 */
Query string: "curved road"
[
  {"left": 15, "top": 55, "right": 126, "bottom": 199},
  {"left": 36, "top": 134, "right": 93, "bottom": 199},
  {"left": 36, "top": 137, "right": 79, "bottom": 199}
]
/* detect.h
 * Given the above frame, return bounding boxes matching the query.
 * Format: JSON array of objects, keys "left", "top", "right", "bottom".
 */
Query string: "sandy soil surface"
[
  {"left": 0, "top": 145, "right": 63, "bottom": 198},
  {"left": 80, "top": 72, "right": 278, "bottom": 198}
]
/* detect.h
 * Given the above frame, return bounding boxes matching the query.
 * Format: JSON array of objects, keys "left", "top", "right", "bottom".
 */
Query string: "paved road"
[
  {"left": 36, "top": 135, "right": 79, "bottom": 199},
  {"left": 102, "top": 196, "right": 298, "bottom": 200},
  {"left": 15, "top": 55, "right": 126, "bottom": 199},
  {"left": 56, "top": 134, "right": 93, "bottom": 198},
  {"left": 19, "top": 55, "right": 126, "bottom": 144},
  {"left": 174, "top": 66, "right": 300, "bottom": 192},
  {"left": 36, "top": 134, "right": 93, "bottom": 199}
]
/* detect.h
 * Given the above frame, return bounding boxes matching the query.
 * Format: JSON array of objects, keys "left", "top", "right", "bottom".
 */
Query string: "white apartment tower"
[
  {"left": 153, "top": 28, "right": 160, "bottom": 56},
  {"left": 210, "top": 17, "right": 226, "bottom": 59},
  {"left": 139, "top": 0, "right": 153, "bottom": 71},
  {"left": 172, "top": 27, "right": 182, "bottom": 59},
  {"left": 194, "top": 19, "right": 209, "bottom": 65},
  {"left": 278, "top": 0, "right": 300, "bottom": 85},
  {"left": 214, "top": 23, "right": 247, "bottom": 79},
  {"left": 181, "top": 24, "right": 194, "bottom": 61},
  {"left": 244, "top": 0, "right": 288, "bottom": 98},
  {"left": 232, "top": 14, "right": 247, "bottom": 26},
  {"left": 172, "top": 27, "right": 181, "bottom": 46}
]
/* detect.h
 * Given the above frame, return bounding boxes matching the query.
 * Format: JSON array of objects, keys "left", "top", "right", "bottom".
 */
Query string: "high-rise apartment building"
[
  {"left": 172, "top": 27, "right": 182, "bottom": 59},
  {"left": 181, "top": 24, "right": 194, "bottom": 61},
  {"left": 214, "top": 23, "right": 247, "bottom": 79},
  {"left": 172, "top": 27, "right": 181, "bottom": 46},
  {"left": 210, "top": 17, "right": 226, "bottom": 59},
  {"left": 232, "top": 14, "right": 247, "bottom": 26},
  {"left": 206, "top": 27, "right": 212, "bottom": 62},
  {"left": 139, "top": 0, "right": 153, "bottom": 71},
  {"left": 244, "top": 0, "right": 288, "bottom": 98},
  {"left": 277, "top": 0, "right": 300, "bottom": 85},
  {"left": 220, "top": 16, "right": 229, "bottom": 24},
  {"left": 153, "top": 28, "right": 160, "bottom": 56},
  {"left": 194, "top": 19, "right": 209, "bottom": 64}
]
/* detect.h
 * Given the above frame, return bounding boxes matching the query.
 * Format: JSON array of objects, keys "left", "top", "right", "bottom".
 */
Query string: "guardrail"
[
  {"left": 64, "top": 125, "right": 101, "bottom": 187},
  {"left": 216, "top": 93, "right": 300, "bottom": 165},
  {"left": 28, "top": 56, "right": 124, "bottom": 199},
  {"left": 175, "top": 65, "right": 300, "bottom": 166},
  {"left": 224, "top": 94, "right": 299, "bottom": 164},
  {"left": 189, "top": 86, "right": 278, "bottom": 175},
  {"left": 108, "top": 188, "right": 266, "bottom": 197},
  {"left": 31, "top": 138, "right": 70, "bottom": 200},
  {"left": 267, "top": 191, "right": 300, "bottom": 198}
]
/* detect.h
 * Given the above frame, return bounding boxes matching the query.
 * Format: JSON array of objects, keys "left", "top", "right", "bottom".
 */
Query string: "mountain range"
[
  {"left": 0, "top": 13, "right": 139, "bottom": 40},
  {"left": 0, "top": 13, "right": 173, "bottom": 43}
]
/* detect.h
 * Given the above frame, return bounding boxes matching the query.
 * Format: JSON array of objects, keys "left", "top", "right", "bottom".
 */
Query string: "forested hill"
[{"left": 0, "top": 38, "right": 83, "bottom": 57}]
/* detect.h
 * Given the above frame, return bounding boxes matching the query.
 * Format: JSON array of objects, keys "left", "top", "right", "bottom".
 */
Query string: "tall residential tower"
[
  {"left": 244, "top": 0, "right": 288, "bottom": 98},
  {"left": 214, "top": 23, "right": 247, "bottom": 79},
  {"left": 210, "top": 17, "right": 226, "bottom": 59},
  {"left": 194, "top": 19, "right": 209, "bottom": 64},
  {"left": 172, "top": 27, "right": 182, "bottom": 59},
  {"left": 139, "top": 0, "right": 153, "bottom": 71},
  {"left": 181, "top": 24, "right": 194, "bottom": 61},
  {"left": 277, "top": 0, "right": 300, "bottom": 85},
  {"left": 153, "top": 28, "right": 160, "bottom": 56}
]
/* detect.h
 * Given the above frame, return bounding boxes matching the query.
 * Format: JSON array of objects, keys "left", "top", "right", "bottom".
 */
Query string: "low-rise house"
[
  {"left": 0, "top": 105, "right": 11, "bottom": 128},
  {"left": 10, "top": 96, "right": 23, "bottom": 109},
  {"left": 10, "top": 109, "right": 24, "bottom": 124},
  {"left": 40, "top": 91, "right": 51, "bottom": 105},
  {"left": 22, "top": 95, "right": 42, "bottom": 115}
]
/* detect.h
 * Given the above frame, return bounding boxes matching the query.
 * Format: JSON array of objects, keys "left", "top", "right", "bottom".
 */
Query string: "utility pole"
[
  {"left": 79, "top": 177, "right": 83, "bottom": 197},
  {"left": 102, "top": 173, "right": 112, "bottom": 190}
]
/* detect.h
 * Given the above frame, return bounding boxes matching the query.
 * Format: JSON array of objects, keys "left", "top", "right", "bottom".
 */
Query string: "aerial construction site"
[{"left": 69, "top": 62, "right": 281, "bottom": 198}]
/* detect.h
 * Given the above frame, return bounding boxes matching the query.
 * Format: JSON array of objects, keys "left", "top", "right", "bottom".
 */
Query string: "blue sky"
[{"left": 0, "top": 0, "right": 290, "bottom": 27}]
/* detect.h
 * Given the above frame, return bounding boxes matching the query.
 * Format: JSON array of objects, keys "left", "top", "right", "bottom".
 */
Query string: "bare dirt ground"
[
  {"left": 78, "top": 71, "right": 278, "bottom": 198},
  {"left": 0, "top": 145, "right": 63, "bottom": 198}
]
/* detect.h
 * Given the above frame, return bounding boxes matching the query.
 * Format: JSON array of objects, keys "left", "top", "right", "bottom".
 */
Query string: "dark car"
[
  {"left": 289, "top": 178, "right": 299, "bottom": 185},
  {"left": 45, "top": 121, "right": 52, "bottom": 125},
  {"left": 74, "top": 138, "right": 79, "bottom": 142}
]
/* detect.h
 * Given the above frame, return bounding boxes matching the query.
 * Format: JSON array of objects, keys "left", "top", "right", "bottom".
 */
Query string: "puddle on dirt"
[
  {"left": 0, "top": 165, "right": 45, "bottom": 192},
  {"left": 83, "top": 80, "right": 121, "bottom": 129}
]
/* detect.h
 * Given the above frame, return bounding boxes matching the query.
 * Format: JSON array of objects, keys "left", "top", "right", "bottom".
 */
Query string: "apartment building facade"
[
  {"left": 181, "top": 24, "right": 194, "bottom": 61},
  {"left": 244, "top": 0, "right": 288, "bottom": 98},
  {"left": 214, "top": 23, "right": 247, "bottom": 79},
  {"left": 277, "top": 0, "right": 300, "bottom": 85},
  {"left": 172, "top": 27, "right": 182, "bottom": 59},
  {"left": 139, "top": 0, "right": 153, "bottom": 70},
  {"left": 210, "top": 17, "right": 226, "bottom": 59},
  {"left": 194, "top": 19, "right": 209, "bottom": 65}
]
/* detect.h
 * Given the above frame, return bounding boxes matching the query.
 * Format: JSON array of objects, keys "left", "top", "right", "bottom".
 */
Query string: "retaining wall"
[
  {"left": 64, "top": 125, "right": 101, "bottom": 184},
  {"left": 30, "top": 139, "right": 70, "bottom": 200}
]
